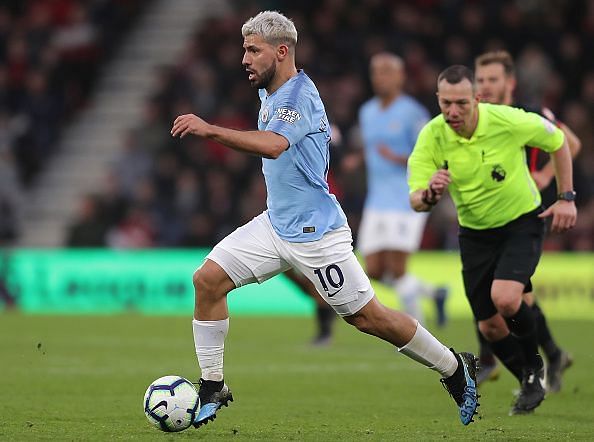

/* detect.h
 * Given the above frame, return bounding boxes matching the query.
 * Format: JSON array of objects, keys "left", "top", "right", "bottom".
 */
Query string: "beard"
[
  {"left": 250, "top": 62, "right": 276, "bottom": 89},
  {"left": 496, "top": 89, "right": 506, "bottom": 105}
]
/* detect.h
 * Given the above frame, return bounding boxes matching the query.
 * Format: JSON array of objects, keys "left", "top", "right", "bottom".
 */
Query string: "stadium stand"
[
  {"left": 4, "top": 0, "right": 593, "bottom": 251},
  {"left": 10, "top": 0, "right": 229, "bottom": 247},
  {"left": 0, "top": 0, "right": 147, "bottom": 185},
  {"left": 0, "top": 0, "right": 146, "bottom": 244}
]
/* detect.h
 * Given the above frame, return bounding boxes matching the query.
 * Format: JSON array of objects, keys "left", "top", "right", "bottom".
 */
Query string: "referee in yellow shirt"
[
  {"left": 473, "top": 50, "right": 579, "bottom": 390},
  {"left": 407, "top": 65, "right": 577, "bottom": 416}
]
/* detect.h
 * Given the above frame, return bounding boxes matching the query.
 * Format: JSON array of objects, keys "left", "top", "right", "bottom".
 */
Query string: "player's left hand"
[
  {"left": 531, "top": 169, "right": 553, "bottom": 190},
  {"left": 171, "top": 114, "right": 210, "bottom": 138},
  {"left": 538, "top": 200, "right": 577, "bottom": 233}
]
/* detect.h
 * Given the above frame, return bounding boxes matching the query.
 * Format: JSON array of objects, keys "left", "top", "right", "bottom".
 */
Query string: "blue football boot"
[
  {"left": 193, "top": 378, "right": 233, "bottom": 428},
  {"left": 440, "top": 350, "right": 480, "bottom": 425}
]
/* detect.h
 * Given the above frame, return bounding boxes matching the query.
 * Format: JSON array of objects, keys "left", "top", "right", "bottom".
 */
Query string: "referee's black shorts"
[{"left": 458, "top": 207, "right": 545, "bottom": 321}]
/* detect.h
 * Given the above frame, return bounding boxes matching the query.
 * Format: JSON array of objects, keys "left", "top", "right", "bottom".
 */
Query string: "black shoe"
[
  {"left": 510, "top": 367, "right": 545, "bottom": 415},
  {"left": 546, "top": 350, "right": 573, "bottom": 393},
  {"left": 440, "top": 350, "right": 480, "bottom": 425},
  {"left": 311, "top": 334, "right": 332, "bottom": 347},
  {"left": 193, "top": 378, "right": 233, "bottom": 428}
]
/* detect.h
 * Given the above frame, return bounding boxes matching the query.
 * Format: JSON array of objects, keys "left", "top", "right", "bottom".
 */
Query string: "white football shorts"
[
  {"left": 205, "top": 211, "right": 374, "bottom": 316},
  {"left": 357, "top": 209, "right": 429, "bottom": 255}
]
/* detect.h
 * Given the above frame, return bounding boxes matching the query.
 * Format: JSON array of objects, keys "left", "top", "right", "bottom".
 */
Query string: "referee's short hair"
[{"left": 437, "top": 65, "right": 475, "bottom": 93}]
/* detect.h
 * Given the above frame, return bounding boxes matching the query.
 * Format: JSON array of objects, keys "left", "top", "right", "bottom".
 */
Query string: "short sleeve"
[
  {"left": 513, "top": 108, "right": 565, "bottom": 153},
  {"left": 407, "top": 124, "right": 439, "bottom": 193},
  {"left": 265, "top": 96, "right": 312, "bottom": 147}
]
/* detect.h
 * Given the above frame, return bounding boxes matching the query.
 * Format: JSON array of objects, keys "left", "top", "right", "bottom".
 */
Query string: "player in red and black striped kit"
[{"left": 474, "top": 50, "right": 581, "bottom": 392}]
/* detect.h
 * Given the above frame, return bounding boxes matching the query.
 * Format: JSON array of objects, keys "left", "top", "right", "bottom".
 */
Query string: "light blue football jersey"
[
  {"left": 359, "top": 95, "right": 430, "bottom": 210},
  {"left": 258, "top": 70, "right": 346, "bottom": 242}
]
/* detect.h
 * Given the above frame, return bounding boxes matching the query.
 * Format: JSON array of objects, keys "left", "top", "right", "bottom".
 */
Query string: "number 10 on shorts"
[{"left": 313, "top": 264, "right": 344, "bottom": 297}]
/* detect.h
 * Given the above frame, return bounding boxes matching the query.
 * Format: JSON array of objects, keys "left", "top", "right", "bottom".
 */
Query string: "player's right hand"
[
  {"left": 171, "top": 114, "right": 210, "bottom": 138},
  {"left": 428, "top": 169, "right": 451, "bottom": 196}
]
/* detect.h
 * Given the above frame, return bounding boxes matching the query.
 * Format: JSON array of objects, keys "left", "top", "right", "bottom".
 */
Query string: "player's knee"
[
  {"left": 392, "top": 268, "right": 406, "bottom": 279},
  {"left": 478, "top": 317, "right": 508, "bottom": 341},
  {"left": 344, "top": 301, "right": 387, "bottom": 335},
  {"left": 523, "top": 292, "right": 535, "bottom": 306},
  {"left": 390, "top": 258, "right": 406, "bottom": 279},
  {"left": 364, "top": 257, "right": 384, "bottom": 280},
  {"left": 364, "top": 266, "right": 381, "bottom": 280},
  {"left": 491, "top": 282, "right": 523, "bottom": 316},
  {"left": 192, "top": 268, "right": 223, "bottom": 302},
  {"left": 192, "top": 269, "right": 208, "bottom": 295},
  {"left": 478, "top": 322, "right": 498, "bottom": 341},
  {"left": 492, "top": 296, "right": 521, "bottom": 317},
  {"left": 343, "top": 311, "right": 374, "bottom": 334}
]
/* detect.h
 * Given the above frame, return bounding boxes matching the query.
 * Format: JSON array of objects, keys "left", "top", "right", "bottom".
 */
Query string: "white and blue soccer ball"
[{"left": 143, "top": 375, "right": 200, "bottom": 432}]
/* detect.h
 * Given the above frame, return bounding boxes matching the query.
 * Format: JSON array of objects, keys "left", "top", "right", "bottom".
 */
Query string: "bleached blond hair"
[{"left": 241, "top": 11, "right": 298, "bottom": 48}]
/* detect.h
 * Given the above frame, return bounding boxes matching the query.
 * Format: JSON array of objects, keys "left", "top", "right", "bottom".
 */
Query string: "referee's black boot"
[{"left": 509, "top": 364, "right": 545, "bottom": 415}]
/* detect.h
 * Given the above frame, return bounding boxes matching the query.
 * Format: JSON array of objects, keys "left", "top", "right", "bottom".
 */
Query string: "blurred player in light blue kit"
[
  {"left": 171, "top": 11, "right": 479, "bottom": 428},
  {"left": 358, "top": 53, "right": 448, "bottom": 326}
]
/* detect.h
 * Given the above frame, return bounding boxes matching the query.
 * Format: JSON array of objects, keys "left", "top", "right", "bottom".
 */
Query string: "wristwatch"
[{"left": 557, "top": 191, "right": 576, "bottom": 202}]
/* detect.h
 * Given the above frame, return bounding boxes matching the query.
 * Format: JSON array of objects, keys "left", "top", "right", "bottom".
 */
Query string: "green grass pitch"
[{"left": 1, "top": 313, "right": 593, "bottom": 440}]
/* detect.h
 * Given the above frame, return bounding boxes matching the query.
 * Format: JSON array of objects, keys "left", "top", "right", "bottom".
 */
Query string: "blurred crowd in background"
[
  {"left": 0, "top": 0, "right": 145, "bottom": 242},
  {"left": 2, "top": 0, "right": 594, "bottom": 250}
]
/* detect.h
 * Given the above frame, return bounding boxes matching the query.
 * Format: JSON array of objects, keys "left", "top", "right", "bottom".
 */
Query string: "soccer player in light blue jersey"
[
  {"left": 171, "top": 11, "right": 479, "bottom": 428},
  {"left": 358, "top": 53, "right": 448, "bottom": 326}
]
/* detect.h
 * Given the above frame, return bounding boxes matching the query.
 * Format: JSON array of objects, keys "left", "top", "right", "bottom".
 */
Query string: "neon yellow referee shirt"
[{"left": 408, "top": 103, "right": 565, "bottom": 230}]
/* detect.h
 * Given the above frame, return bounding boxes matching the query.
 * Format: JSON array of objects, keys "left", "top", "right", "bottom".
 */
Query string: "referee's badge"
[{"left": 261, "top": 107, "right": 270, "bottom": 123}]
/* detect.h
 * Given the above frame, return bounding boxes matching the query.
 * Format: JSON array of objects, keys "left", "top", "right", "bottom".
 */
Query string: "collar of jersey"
[
  {"left": 262, "top": 69, "right": 304, "bottom": 99},
  {"left": 444, "top": 102, "right": 489, "bottom": 145}
]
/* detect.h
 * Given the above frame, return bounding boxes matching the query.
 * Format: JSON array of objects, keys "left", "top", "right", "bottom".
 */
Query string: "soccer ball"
[{"left": 143, "top": 375, "right": 200, "bottom": 432}]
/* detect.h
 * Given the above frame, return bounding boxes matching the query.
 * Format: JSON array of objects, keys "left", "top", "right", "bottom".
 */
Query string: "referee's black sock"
[
  {"left": 489, "top": 334, "right": 524, "bottom": 382},
  {"left": 316, "top": 304, "right": 335, "bottom": 338},
  {"left": 504, "top": 301, "right": 543, "bottom": 370},
  {"left": 532, "top": 301, "right": 561, "bottom": 362}
]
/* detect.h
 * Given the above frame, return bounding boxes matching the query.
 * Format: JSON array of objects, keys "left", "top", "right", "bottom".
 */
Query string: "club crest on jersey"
[
  {"left": 261, "top": 107, "right": 270, "bottom": 123},
  {"left": 276, "top": 108, "right": 301, "bottom": 124}
]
